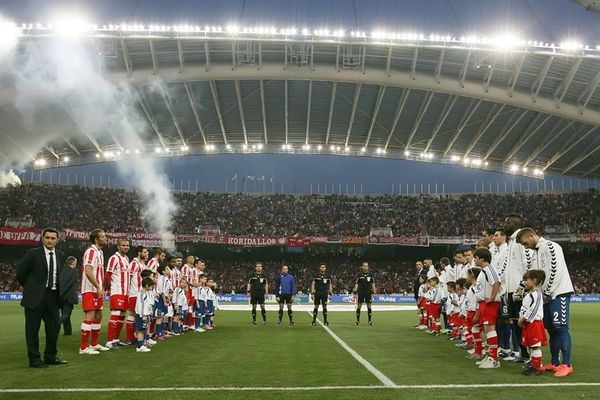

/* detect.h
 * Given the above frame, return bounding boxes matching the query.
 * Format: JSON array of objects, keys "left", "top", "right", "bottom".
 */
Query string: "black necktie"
[{"left": 48, "top": 252, "right": 55, "bottom": 289}]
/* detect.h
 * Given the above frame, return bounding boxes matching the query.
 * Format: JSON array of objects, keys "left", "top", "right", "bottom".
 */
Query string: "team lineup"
[{"left": 18, "top": 213, "right": 575, "bottom": 379}]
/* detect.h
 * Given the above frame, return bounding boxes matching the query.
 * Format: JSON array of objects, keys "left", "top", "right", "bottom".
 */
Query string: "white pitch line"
[
  {"left": 307, "top": 311, "right": 397, "bottom": 387},
  {"left": 2, "top": 383, "right": 600, "bottom": 393}
]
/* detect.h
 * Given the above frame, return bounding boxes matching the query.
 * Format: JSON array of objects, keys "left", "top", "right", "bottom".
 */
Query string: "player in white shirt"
[
  {"left": 424, "top": 258, "right": 436, "bottom": 279},
  {"left": 503, "top": 215, "right": 536, "bottom": 363},
  {"left": 134, "top": 277, "right": 156, "bottom": 352},
  {"left": 416, "top": 275, "right": 428, "bottom": 329},
  {"left": 453, "top": 250, "right": 468, "bottom": 280},
  {"left": 126, "top": 246, "right": 148, "bottom": 344},
  {"left": 482, "top": 228, "right": 498, "bottom": 257},
  {"left": 473, "top": 248, "right": 502, "bottom": 369},
  {"left": 205, "top": 278, "right": 217, "bottom": 329},
  {"left": 464, "top": 267, "right": 482, "bottom": 358},
  {"left": 172, "top": 278, "right": 189, "bottom": 335},
  {"left": 517, "top": 228, "right": 574, "bottom": 378},
  {"left": 104, "top": 239, "right": 130, "bottom": 348},
  {"left": 155, "top": 265, "right": 172, "bottom": 339},
  {"left": 491, "top": 229, "right": 517, "bottom": 360},
  {"left": 463, "top": 248, "right": 475, "bottom": 270},
  {"left": 145, "top": 249, "right": 166, "bottom": 273},
  {"left": 518, "top": 269, "right": 547, "bottom": 375},
  {"left": 79, "top": 229, "right": 109, "bottom": 355},
  {"left": 194, "top": 275, "right": 208, "bottom": 332},
  {"left": 427, "top": 277, "right": 444, "bottom": 335}
]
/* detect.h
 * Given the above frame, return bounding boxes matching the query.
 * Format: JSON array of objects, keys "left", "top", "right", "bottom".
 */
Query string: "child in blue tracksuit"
[{"left": 274, "top": 265, "right": 297, "bottom": 325}]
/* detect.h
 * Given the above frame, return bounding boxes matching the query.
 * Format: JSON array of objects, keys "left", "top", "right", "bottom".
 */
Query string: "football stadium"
[{"left": 1, "top": 0, "right": 600, "bottom": 399}]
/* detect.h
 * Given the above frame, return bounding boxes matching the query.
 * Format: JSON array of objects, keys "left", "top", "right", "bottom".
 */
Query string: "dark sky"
[{"left": 1, "top": 0, "right": 599, "bottom": 44}]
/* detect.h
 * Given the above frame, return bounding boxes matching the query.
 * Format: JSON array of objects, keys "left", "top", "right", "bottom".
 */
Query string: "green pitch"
[{"left": 0, "top": 302, "right": 599, "bottom": 400}]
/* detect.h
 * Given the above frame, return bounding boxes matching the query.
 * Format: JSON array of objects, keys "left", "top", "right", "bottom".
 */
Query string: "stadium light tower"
[{"left": 50, "top": 12, "right": 93, "bottom": 37}]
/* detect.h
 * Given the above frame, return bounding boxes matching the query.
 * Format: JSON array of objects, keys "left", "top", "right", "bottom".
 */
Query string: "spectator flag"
[{"left": 231, "top": 174, "right": 237, "bottom": 181}]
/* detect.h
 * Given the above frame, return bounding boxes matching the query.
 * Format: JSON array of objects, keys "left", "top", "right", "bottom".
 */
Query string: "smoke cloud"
[
  {"left": 0, "top": 169, "right": 21, "bottom": 188},
  {"left": 0, "top": 17, "right": 177, "bottom": 247}
]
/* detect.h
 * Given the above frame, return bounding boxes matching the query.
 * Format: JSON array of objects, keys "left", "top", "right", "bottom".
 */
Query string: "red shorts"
[
  {"left": 110, "top": 294, "right": 128, "bottom": 311},
  {"left": 425, "top": 301, "right": 432, "bottom": 315},
  {"left": 478, "top": 301, "right": 500, "bottom": 325},
  {"left": 466, "top": 311, "right": 476, "bottom": 330},
  {"left": 418, "top": 299, "right": 426, "bottom": 310},
  {"left": 449, "top": 313, "right": 459, "bottom": 326},
  {"left": 522, "top": 320, "right": 548, "bottom": 347},
  {"left": 186, "top": 289, "right": 195, "bottom": 307},
  {"left": 127, "top": 296, "right": 137, "bottom": 312},
  {"left": 429, "top": 303, "right": 442, "bottom": 319},
  {"left": 457, "top": 315, "right": 466, "bottom": 328},
  {"left": 82, "top": 292, "right": 104, "bottom": 312}
]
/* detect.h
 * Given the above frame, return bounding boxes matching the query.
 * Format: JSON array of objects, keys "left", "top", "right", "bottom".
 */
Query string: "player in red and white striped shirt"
[
  {"left": 104, "top": 239, "right": 130, "bottom": 348},
  {"left": 80, "top": 229, "right": 108, "bottom": 355},
  {"left": 145, "top": 249, "right": 165, "bottom": 273},
  {"left": 181, "top": 256, "right": 197, "bottom": 329},
  {"left": 126, "top": 246, "right": 148, "bottom": 343}
]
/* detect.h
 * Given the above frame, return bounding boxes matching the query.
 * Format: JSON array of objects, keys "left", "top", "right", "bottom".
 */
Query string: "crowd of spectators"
[
  {"left": 1, "top": 184, "right": 599, "bottom": 236},
  {"left": 0, "top": 256, "right": 598, "bottom": 295}
]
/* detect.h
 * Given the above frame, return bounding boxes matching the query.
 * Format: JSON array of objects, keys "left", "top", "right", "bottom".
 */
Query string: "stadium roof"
[{"left": 4, "top": 25, "right": 600, "bottom": 178}]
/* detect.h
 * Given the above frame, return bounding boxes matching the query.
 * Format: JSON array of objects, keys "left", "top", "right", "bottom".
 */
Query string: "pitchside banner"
[
  {"left": 367, "top": 236, "right": 430, "bottom": 247},
  {"left": 0, "top": 228, "right": 42, "bottom": 246},
  {"left": 2, "top": 293, "right": 600, "bottom": 303}
]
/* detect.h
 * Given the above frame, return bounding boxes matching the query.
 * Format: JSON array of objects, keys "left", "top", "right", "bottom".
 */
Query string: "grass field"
[{"left": 1, "top": 302, "right": 599, "bottom": 400}]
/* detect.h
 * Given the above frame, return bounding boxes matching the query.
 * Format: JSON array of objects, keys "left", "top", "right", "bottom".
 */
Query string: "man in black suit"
[
  {"left": 16, "top": 228, "right": 68, "bottom": 368},
  {"left": 413, "top": 260, "right": 427, "bottom": 327},
  {"left": 59, "top": 256, "right": 79, "bottom": 336}
]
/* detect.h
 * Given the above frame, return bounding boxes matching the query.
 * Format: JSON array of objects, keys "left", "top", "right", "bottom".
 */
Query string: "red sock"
[
  {"left": 452, "top": 326, "right": 459, "bottom": 338},
  {"left": 466, "top": 332, "right": 473, "bottom": 347},
  {"left": 487, "top": 330, "right": 498, "bottom": 361},
  {"left": 114, "top": 316, "right": 125, "bottom": 341},
  {"left": 107, "top": 315, "right": 118, "bottom": 342},
  {"left": 91, "top": 320, "right": 101, "bottom": 346},
  {"left": 473, "top": 327, "right": 482, "bottom": 355},
  {"left": 188, "top": 312, "right": 194, "bottom": 327},
  {"left": 125, "top": 317, "right": 135, "bottom": 342},
  {"left": 531, "top": 348, "right": 543, "bottom": 370},
  {"left": 150, "top": 319, "right": 156, "bottom": 336},
  {"left": 80, "top": 320, "right": 92, "bottom": 350},
  {"left": 435, "top": 321, "right": 441, "bottom": 333}
]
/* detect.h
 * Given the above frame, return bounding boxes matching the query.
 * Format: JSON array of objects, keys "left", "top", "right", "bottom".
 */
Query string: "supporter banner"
[
  {"left": 341, "top": 236, "right": 367, "bottom": 245},
  {"left": 0, "top": 228, "right": 42, "bottom": 246},
  {"left": 429, "top": 237, "right": 464, "bottom": 245},
  {"left": 310, "top": 236, "right": 329, "bottom": 244},
  {"left": 286, "top": 237, "right": 312, "bottom": 248},
  {"left": 580, "top": 233, "right": 600, "bottom": 244},
  {"left": 223, "top": 236, "right": 284, "bottom": 247},
  {"left": 3, "top": 293, "right": 600, "bottom": 303},
  {"left": 367, "top": 236, "right": 430, "bottom": 247}
]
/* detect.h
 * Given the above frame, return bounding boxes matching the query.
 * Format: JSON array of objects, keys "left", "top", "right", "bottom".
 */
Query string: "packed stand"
[{"left": 2, "top": 184, "right": 599, "bottom": 236}]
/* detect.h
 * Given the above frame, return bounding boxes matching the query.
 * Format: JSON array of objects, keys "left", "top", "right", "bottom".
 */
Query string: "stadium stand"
[{"left": 1, "top": 184, "right": 599, "bottom": 236}]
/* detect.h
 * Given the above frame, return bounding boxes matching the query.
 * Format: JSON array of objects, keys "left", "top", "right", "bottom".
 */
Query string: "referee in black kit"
[
  {"left": 354, "top": 262, "right": 376, "bottom": 326},
  {"left": 247, "top": 262, "right": 268, "bottom": 325},
  {"left": 311, "top": 263, "right": 333, "bottom": 326}
]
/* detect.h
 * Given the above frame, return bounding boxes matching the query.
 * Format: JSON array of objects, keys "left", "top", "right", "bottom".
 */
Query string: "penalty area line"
[
  {"left": 307, "top": 311, "right": 397, "bottom": 387},
  {"left": 2, "top": 383, "right": 600, "bottom": 393}
]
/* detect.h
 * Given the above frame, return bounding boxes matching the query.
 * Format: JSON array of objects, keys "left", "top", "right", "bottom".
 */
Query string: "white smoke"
[
  {"left": 0, "top": 17, "right": 177, "bottom": 247},
  {"left": 0, "top": 169, "right": 21, "bottom": 188}
]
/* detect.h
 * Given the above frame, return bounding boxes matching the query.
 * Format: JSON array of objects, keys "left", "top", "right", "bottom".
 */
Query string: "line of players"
[
  {"left": 247, "top": 261, "right": 377, "bottom": 326},
  {"left": 416, "top": 214, "right": 574, "bottom": 377},
  {"left": 77, "top": 229, "right": 217, "bottom": 354}
]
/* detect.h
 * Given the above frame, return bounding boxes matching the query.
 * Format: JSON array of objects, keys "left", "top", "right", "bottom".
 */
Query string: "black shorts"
[
  {"left": 250, "top": 294, "right": 265, "bottom": 305},
  {"left": 506, "top": 293, "right": 521, "bottom": 320},
  {"left": 499, "top": 298, "right": 510, "bottom": 319},
  {"left": 314, "top": 294, "right": 328, "bottom": 306},
  {"left": 357, "top": 292, "right": 372, "bottom": 304},
  {"left": 277, "top": 294, "right": 293, "bottom": 304}
]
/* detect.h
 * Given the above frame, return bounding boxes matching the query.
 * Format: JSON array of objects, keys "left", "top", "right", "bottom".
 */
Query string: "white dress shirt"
[{"left": 44, "top": 246, "right": 57, "bottom": 290}]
